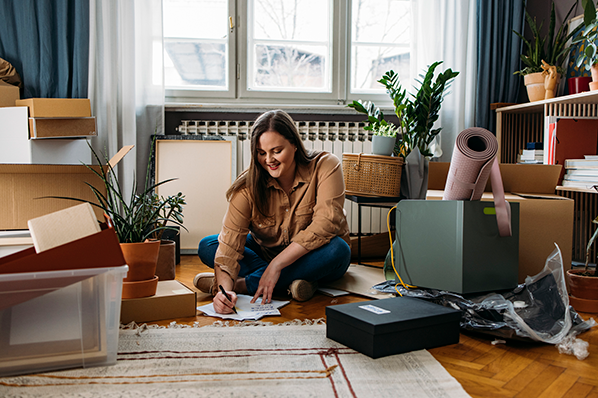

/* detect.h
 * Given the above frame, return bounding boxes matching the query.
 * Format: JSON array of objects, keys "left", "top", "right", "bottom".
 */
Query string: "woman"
[{"left": 195, "top": 110, "right": 351, "bottom": 314}]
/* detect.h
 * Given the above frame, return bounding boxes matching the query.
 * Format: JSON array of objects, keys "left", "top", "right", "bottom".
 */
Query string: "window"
[{"left": 163, "top": 0, "right": 411, "bottom": 105}]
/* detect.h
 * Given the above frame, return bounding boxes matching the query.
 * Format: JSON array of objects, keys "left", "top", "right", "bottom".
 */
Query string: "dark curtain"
[
  {"left": 0, "top": 0, "right": 89, "bottom": 99},
  {"left": 476, "top": 0, "right": 525, "bottom": 132}
]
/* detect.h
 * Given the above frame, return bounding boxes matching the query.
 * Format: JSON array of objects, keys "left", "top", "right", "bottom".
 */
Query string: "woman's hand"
[
  {"left": 251, "top": 263, "right": 282, "bottom": 304},
  {"left": 214, "top": 289, "right": 238, "bottom": 314}
]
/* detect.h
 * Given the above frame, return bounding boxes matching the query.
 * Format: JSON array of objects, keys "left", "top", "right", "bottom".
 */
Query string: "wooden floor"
[{"left": 152, "top": 255, "right": 598, "bottom": 398}]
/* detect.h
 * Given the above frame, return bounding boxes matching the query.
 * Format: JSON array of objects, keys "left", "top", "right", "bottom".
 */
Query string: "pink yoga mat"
[
  {"left": 443, "top": 127, "right": 511, "bottom": 237},
  {"left": 443, "top": 127, "right": 498, "bottom": 200}
]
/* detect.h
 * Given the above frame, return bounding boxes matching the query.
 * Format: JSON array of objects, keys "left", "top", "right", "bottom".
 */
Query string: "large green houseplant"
[
  {"left": 513, "top": 1, "right": 583, "bottom": 100},
  {"left": 348, "top": 61, "right": 459, "bottom": 160}
]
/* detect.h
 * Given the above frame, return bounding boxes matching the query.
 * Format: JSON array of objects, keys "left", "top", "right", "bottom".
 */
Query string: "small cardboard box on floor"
[
  {"left": 0, "top": 146, "right": 133, "bottom": 230},
  {"left": 120, "top": 280, "right": 197, "bottom": 324},
  {"left": 427, "top": 162, "right": 574, "bottom": 283}
]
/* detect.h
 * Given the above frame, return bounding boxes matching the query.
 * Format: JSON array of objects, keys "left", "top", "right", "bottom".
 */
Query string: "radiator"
[{"left": 175, "top": 120, "right": 394, "bottom": 235}]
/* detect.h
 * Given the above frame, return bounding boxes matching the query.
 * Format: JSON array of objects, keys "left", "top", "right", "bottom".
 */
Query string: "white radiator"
[{"left": 176, "top": 120, "right": 393, "bottom": 235}]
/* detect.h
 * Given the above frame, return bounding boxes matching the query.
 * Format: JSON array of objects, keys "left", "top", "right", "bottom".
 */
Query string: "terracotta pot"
[
  {"left": 591, "top": 64, "right": 598, "bottom": 83},
  {"left": 524, "top": 72, "right": 560, "bottom": 102},
  {"left": 122, "top": 275, "right": 159, "bottom": 299},
  {"left": 120, "top": 240, "right": 160, "bottom": 282},
  {"left": 567, "top": 269, "right": 598, "bottom": 313},
  {"left": 156, "top": 239, "right": 176, "bottom": 281}
]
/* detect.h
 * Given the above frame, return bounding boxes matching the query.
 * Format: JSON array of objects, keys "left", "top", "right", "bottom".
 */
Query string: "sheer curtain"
[
  {"left": 88, "top": 0, "right": 164, "bottom": 196},
  {"left": 411, "top": 0, "right": 477, "bottom": 162}
]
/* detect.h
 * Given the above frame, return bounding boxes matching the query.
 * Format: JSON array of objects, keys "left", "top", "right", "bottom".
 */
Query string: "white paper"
[
  {"left": 197, "top": 294, "right": 290, "bottom": 320},
  {"left": 317, "top": 287, "right": 349, "bottom": 297}
]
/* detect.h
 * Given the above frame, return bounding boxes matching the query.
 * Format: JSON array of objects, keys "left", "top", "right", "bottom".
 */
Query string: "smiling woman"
[{"left": 194, "top": 110, "right": 352, "bottom": 314}]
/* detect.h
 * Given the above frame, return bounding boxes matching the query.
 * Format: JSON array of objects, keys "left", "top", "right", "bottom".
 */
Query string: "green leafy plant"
[
  {"left": 348, "top": 61, "right": 458, "bottom": 158},
  {"left": 513, "top": 1, "right": 583, "bottom": 76},
  {"left": 51, "top": 142, "right": 187, "bottom": 244},
  {"left": 573, "top": 0, "right": 598, "bottom": 71}
]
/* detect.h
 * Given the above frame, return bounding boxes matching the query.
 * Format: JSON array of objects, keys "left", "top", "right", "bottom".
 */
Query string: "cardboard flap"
[
  {"left": 108, "top": 145, "right": 134, "bottom": 168},
  {"left": 429, "top": 162, "right": 562, "bottom": 194},
  {"left": 491, "top": 164, "right": 561, "bottom": 194}
]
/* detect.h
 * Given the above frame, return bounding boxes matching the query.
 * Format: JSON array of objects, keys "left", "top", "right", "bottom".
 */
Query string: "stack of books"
[
  {"left": 562, "top": 158, "right": 598, "bottom": 190},
  {"left": 518, "top": 148, "right": 544, "bottom": 164}
]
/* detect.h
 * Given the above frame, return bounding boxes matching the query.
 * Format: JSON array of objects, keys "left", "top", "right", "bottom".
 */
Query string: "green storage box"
[{"left": 393, "top": 200, "right": 519, "bottom": 294}]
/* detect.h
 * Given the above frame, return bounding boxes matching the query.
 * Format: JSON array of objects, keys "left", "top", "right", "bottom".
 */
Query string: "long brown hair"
[{"left": 226, "top": 110, "right": 318, "bottom": 216}]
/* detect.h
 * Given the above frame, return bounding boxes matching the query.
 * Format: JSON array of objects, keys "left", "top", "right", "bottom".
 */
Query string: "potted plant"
[
  {"left": 567, "top": 214, "right": 598, "bottom": 313},
  {"left": 55, "top": 143, "right": 187, "bottom": 298},
  {"left": 348, "top": 61, "right": 459, "bottom": 199},
  {"left": 513, "top": 1, "right": 583, "bottom": 101},
  {"left": 573, "top": 0, "right": 598, "bottom": 90}
]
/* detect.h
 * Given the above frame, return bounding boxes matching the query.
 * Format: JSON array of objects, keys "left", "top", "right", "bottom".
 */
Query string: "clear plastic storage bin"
[{"left": 0, "top": 265, "right": 128, "bottom": 377}]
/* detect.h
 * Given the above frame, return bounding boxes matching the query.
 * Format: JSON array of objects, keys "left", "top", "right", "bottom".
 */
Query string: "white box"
[
  {"left": 0, "top": 265, "right": 128, "bottom": 377},
  {"left": 0, "top": 107, "right": 91, "bottom": 164}
]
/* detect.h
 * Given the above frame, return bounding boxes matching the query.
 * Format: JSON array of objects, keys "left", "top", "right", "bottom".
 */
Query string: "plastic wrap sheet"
[{"left": 376, "top": 245, "right": 596, "bottom": 345}]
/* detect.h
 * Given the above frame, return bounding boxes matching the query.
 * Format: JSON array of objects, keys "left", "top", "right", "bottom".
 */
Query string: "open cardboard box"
[
  {"left": 0, "top": 146, "right": 133, "bottom": 230},
  {"left": 427, "top": 162, "right": 574, "bottom": 283},
  {"left": 15, "top": 99, "right": 96, "bottom": 139}
]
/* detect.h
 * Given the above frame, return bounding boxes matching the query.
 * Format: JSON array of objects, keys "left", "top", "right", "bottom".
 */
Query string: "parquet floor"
[{"left": 152, "top": 255, "right": 598, "bottom": 398}]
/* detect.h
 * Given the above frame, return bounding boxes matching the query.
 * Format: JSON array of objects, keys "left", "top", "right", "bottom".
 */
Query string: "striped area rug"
[{"left": 0, "top": 323, "right": 470, "bottom": 397}]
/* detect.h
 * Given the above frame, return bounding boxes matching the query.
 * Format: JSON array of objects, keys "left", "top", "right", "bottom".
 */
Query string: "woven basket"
[{"left": 342, "top": 153, "right": 404, "bottom": 197}]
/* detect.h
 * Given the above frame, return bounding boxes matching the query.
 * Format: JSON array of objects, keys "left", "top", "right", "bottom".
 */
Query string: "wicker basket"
[{"left": 342, "top": 153, "right": 404, "bottom": 197}]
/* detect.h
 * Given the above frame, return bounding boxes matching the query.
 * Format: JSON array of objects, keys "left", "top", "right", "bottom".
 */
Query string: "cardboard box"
[
  {"left": 29, "top": 117, "right": 97, "bottom": 139},
  {"left": 0, "top": 146, "right": 133, "bottom": 230},
  {"left": 394, "top": 200, "right": 520, "bottom": 294},
  {"left": 0, "top": 107, "right": 92, "bottom": 164},
  {"left": 0, "top": 265, "right": 127, "bottom": 377},
  {"left": 120, "top": 280, "right": 197, "bottom": 324},
  {"left": 15, "top": 98, "right": 91, "bottom": 117},
  {"left": 0, "top": 80, "right": 19, "bottom": 107},
  {"left": 427, "top": 162, "right": 574, "bottom": 283},
  {"left": 326, "top": 296, "right": 461, "bottom": 359}
]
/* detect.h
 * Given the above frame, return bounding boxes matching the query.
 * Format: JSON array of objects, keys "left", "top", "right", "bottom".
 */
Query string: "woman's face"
[{"left": 256, "top": 130, "right": 297, "bottom": 184}]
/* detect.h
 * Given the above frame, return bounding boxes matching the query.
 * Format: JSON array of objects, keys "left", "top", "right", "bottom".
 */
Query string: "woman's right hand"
[{"left": 214, "top": 289, "right": 238, "bottom": 314}]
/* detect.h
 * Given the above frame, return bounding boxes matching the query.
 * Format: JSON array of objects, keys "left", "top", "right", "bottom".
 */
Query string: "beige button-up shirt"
[{"left": 214, "top": 152, "right": 350, "bottom": 283}]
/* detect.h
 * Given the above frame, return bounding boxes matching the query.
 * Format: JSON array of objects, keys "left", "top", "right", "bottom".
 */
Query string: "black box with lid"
[{"left": 326, "top": 296, "right": 462, "bottom": 358}]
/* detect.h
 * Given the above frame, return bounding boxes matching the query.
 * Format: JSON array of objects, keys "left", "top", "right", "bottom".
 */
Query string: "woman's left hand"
[{"left": 251, "top": 263, "right": 281, "bottom": 304}]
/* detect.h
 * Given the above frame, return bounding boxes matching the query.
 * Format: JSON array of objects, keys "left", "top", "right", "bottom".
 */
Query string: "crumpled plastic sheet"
[{"left": 375, "top": 245, "right": 597, "bottom": 358}]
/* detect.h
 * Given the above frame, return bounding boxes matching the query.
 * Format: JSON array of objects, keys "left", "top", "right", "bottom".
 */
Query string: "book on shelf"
[
  {"left": 564, "top": 158, "right": 598, "bottom": 168},
  {"left": 520, "top": 149, "right": 544, "bottom": 161},
  {"left": 564, "top": 168, "right": 598, "bottom": 177},
  {"left": 563, "top": 174, "right": 598, "bottom": 182},
  {"left": 561, "top": 180, "right": 598, "bottom": 190}
]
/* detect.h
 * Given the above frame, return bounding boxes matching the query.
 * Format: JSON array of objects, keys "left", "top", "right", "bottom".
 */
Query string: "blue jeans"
[{"left": 198, "top": 234, "right": 351, "bottom": 296}]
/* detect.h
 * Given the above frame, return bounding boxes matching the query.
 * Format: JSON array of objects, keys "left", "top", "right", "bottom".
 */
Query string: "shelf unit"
[{"left": 495, "top": 91, "right": 598, "bottom": 262}]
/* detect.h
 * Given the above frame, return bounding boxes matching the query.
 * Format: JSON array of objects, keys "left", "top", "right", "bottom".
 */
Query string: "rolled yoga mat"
[
  {"left": 443, "top": 127, "right": 499, "bottom": 201},
  {"left": 443, "top": 127, "right": 511, "bottom": 237}
]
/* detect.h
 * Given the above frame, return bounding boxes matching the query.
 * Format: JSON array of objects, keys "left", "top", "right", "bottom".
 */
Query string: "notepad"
[{"left": 197, "top": 294, "right": 290, "bottom": 320}]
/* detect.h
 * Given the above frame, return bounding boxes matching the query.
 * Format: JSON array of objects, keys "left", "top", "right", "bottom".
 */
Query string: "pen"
[{"left": 218, "top": 285, "right": 238, "bottom": 314}]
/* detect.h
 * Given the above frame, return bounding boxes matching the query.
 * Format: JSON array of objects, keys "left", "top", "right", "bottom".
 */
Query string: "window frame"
[{"left": 164, "top": 0, "right": 402, "bottom": 108}]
